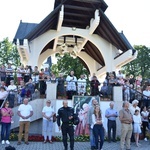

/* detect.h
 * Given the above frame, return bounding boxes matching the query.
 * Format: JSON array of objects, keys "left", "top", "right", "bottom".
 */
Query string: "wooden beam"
[
  {"left": 73, "top": 0, "right": 101, "bottom": 4},
  {"left": 57, "top": 5, "right": 64, "bottom": 31},
  {"left": 65, "top": 5, "right": 94, "bottom": 11},
  {"left": 63, "top": 19, "right": 87, "bottom": 24},
  {"left": 64, "top": 12, "right": 92, "bottom": 18}
]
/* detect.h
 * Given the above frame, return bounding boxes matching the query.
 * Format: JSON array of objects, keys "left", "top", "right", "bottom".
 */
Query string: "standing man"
[
  {"left": 7, "top": 80, "right": 17, "bottom": 108},
  {"left": 77, "top": 74, "right": 87, "bottom": 96},
  {"left": 6, "top": 63, "right": 14, "bottom": 86},
  {"left": 87, "top": 97, "right": 98, "bottom": 150},
  {"left": 17, "top": 98, "right": 33, "bottom": 145},
  {"left": 119, "top": 101, "right": 133, "bottom": 150},
  {"left": 66, "top": 71, "right": 77, "bottom": 99},
  {"left": 105, "top": 102, "right": 118, "bottom": 143},
  {"left": 57, "top": 100, "right": 75, "bottom": 150}
]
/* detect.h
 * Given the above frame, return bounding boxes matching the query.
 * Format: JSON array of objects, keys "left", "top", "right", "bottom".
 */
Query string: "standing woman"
[
  {"left": 57, "top": 73, "right": 65, "bottom": 99},
  {"left": 1, "top": 101, "right": 14, "bottom": 145},
  {"left": 133, "top": 109, "right": 142, "bottom": 147},
  {"left": 91, "top": 105, "right": 104, "bottom": 150},
  {"left": 42, "top": 100, "right": 55, "bottom": 143},
  {"left": 141, "top": 106, "right": 149, "bottom": 141}
]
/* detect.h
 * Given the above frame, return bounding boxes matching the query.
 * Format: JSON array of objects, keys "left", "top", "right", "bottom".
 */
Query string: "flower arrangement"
[{"left": 9, "top": 133, "right": 90, "bottom": 142}]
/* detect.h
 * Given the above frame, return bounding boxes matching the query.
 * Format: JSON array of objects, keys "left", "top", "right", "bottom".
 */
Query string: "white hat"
[{"left": 132, "top": 99, "right": 139, "bottom": 105}]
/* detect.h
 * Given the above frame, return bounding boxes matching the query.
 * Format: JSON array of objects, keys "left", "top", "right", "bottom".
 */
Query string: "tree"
[
  {"left": 51, "top": 53, "right": 89, "bottom": 79},
  {"left": 0, "top": 37, "right": 20, "bottom": 67},
  {"left": 123, "top": 45, "right": 150, "bottom": 79}
]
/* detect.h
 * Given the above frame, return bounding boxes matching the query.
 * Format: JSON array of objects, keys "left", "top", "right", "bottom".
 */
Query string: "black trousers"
[
  {"left": 67, "top": 91, "right": 76, "bottom": 99},
  {"left": 142, "top": 121, "right": 149, "bottom": 138},
  {"left": 107, "top": 120, "right": 116, "bottom": 141},
  {"left": 61, "top": 123, "right": 74, "bottom": 150}
]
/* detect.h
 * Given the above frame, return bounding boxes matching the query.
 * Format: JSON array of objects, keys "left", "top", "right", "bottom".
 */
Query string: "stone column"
[
  {"left": 46, "top": 82, "right": 57, "bottom": 100},
  {"left": 113, "top": 86, "right": 123, "bottom": 102}
]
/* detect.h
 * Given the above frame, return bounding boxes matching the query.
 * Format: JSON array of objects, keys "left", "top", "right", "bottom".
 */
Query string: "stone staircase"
[{"left": 11, "top": 99, "right": 46, "bottom": 132}]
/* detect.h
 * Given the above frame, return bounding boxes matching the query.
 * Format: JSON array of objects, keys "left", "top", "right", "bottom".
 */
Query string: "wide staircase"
[{"left": 11, "top": 99, "right": 45, "bottom": 129}]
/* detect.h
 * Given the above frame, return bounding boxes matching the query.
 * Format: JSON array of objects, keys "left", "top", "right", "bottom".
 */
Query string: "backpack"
[{"left": 5, "top": 145, "right": 16, "bottom": 150}]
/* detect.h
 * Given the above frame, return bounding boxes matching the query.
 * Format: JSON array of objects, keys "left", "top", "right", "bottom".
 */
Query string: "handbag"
[{"left": 53, "top": 113, "right": 57, "bottom": 122}]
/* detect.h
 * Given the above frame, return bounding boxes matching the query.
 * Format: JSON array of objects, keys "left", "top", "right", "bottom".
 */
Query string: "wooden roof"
[{"left": 14, "top": 0, "right": 135, "bottom": 70}]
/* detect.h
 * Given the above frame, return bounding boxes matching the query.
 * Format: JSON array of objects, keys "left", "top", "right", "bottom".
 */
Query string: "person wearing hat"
[{"left": 42, "top": 100, "right": 55, "bottom": 143}]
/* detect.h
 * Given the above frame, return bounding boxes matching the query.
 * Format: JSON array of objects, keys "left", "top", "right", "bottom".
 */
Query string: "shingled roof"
[{"left": 13, "top": 20, "right": 37, "bottom": 45}]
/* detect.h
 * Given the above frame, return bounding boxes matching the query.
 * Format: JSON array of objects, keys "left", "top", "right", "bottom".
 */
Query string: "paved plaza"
[{"left": 1, "top": 140, "right": 150, "bottom": 150}]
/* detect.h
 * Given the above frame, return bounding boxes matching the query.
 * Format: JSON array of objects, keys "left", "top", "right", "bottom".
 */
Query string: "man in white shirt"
[
  {"left": 116, "top": 70, "right": 124, "bottom": 79},
  {"left": 77, "top": 74, "right": 86, "bottom": 95},
  {"left": 17, "top": 98, "right": 33, "bottom": 145}
]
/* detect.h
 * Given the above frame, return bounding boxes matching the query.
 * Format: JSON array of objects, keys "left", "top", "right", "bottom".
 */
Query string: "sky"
[{"left": 0, "top": 0, "right": 150, "bottom": 47}]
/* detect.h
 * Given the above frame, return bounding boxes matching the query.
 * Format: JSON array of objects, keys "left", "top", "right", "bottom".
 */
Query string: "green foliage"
[
  {"left": 51, "top": 53, "right": 89, "bottom": 79},
  {"left": 123, "top": 45, "right": 150, "bottom": 79},
  {"left": 0, "top": 37, "right": 20, "bottom": 67}
]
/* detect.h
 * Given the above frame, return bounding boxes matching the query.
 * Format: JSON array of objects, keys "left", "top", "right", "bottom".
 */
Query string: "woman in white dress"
[{"left": 133, "top": 109, "right": 142, "bottom": 147}]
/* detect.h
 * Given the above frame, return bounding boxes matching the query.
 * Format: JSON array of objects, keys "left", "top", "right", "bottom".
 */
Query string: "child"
[{"left": 133, "top": 109, "right": 142, "bottom": 147}]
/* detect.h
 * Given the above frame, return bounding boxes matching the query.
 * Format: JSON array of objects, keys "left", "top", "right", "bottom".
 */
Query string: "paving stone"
[{"left": 1, "top": 140, "right": 150, "bottom": 150}]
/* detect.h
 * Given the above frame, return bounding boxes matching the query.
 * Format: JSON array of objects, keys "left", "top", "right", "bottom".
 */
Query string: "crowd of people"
[
  {"left": 0, "top": 64, "right": 150, "bottom": 150},
  {"left": 87, "top": 99, "right": 150, "bottom": 150},
  {"left": 100, "top": 70, "right": 150, "bottom": 105},
  {"left": 0, "top": 64, "right": 150, "bottom": 105},
  {"left": 1, "top": 96, "right": 150, "bottom": 150}
]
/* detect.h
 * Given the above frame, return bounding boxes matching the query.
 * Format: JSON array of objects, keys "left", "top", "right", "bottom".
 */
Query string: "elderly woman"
[{"left": 1, "top": 101, "right": 14, "bottom": 145}]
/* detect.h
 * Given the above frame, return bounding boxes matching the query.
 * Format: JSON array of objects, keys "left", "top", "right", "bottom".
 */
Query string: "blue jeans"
[
  {"left": 90, "top": 128, "right": 95, "bottom": 147},
  {"left": 93, "top": 124, "right": 104, "bottom": 150},
  {"left": 42, "top": 119, "right": 53, "bottom": 140},
  {"left": 1, "top": 122, "right": 11, "bottom": 141}
]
